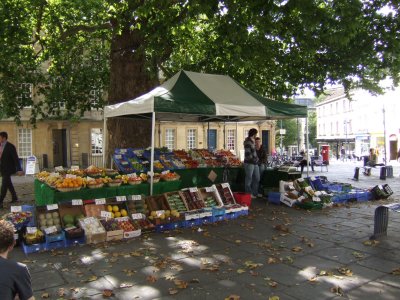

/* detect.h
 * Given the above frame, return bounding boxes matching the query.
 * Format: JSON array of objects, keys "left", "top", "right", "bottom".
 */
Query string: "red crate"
[{"left": 233, "top": 192, "right": 252, "bottom": 207}]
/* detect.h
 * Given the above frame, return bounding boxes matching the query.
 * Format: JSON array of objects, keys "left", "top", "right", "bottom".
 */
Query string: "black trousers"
[{"left": 0, "top": 174, "right": 17, "bottom": 203}]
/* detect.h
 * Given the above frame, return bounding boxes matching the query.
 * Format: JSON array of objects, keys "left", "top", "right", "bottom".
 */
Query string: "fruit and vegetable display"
[
  {"left": 180, "top": 188, "right": 205, "bottom": 210},
  {"left": 61, "top": 213, "right": 85, "bottom": 238},
  {"left": 126, "top": 196, "right": 148, "bottom": 215},
  {"left": 161, "top": 172, "right": 180, "bottom": 181},
  {"left": 79, "top": 217, "right": 106, "bottom": 235},
  {"left": 117, "top": 218, "right": 140, "bottom": 232},
  {"left": 134, "top": 218, "right": 155, "bottom": 231},
  {"left": 37, "top": 211, "right": 62, "bottom": 233},
  {"left": 216, "top": 184, "right": 236, "bottom": 205},
  {"left": 105, "top": 204, "right": 128, "bottom": 218},
  {"left": 23, "top": 228, "right": 45, "bottom": 245},
  {"left": 100, "top": 218, "right": 122, "bottom": 231},
  {"left": 203, "top": 196, "right": 219, "bottom": 208},
  {"left": 165, "top": 193, "right": 188, "bottom": 212},
  {"left": 3, "top": 211, "right": 33, "bottom": 230}
]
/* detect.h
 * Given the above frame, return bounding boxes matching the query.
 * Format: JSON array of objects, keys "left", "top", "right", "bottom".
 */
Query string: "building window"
[
  {"left": 18, "top": 128, "right": 32, "bottom": 158},
  {"left": 343, "top": 100, "right": 346, "bottom": 112},
  {"left": 91, "top": 128, "right": 103, "bottom": 155},
  {"left": 165, "top": 129, "right": 175, "bottom": 151},
  {"left": 336, "top": 121, "right": 339, "bottom": 134},
  {"left": 335, "top": 102, "right": 339, "bottom": 114},
  {"left": 17, "top": 83, "right": 33, "bottom": 108},
  {"left": 187, "top": 129, "right": 196, "bottom": 150},
  {"left": 244, "top": 129, "right": 250, "bottom": 138},
  {"left": 227, "top": 129, "right": 235, "bottom": 150}
]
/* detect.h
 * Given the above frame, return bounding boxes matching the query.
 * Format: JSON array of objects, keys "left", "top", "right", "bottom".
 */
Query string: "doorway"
[
  {"left": 389, "top": 135, "right": 398, "bottom": 160},
  {"left": 52, "top": 129, "right": 68, "bottom": 167},
  {"left": 207, "top": 129, "right": 217, "bottom": 151}
]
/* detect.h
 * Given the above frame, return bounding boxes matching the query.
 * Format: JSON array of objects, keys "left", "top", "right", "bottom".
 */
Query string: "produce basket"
[
  {"left": 107, "top": 179, "right": 122, "bottom": 187},
  {"left": 86, "top": 183, "right": 104, "bottom": 189},
  {"left": 128, "top": 178, "right": 142, "bottom": 185},
  {"left": 57, "top": 187, "right": 81, "bottom": 192}
]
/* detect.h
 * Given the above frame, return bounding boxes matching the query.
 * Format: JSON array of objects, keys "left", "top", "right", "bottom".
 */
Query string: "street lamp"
[{"left": 344, "top": 120, "right": 349, "bottom": 161}]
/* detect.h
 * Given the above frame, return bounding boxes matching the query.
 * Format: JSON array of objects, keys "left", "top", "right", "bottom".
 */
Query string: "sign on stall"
[{"left": 25, "top": 156, "right": 39, "bottom": 175}]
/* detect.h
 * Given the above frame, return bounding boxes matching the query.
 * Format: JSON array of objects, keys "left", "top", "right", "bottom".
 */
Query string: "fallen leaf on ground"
[
  {"left": 338, "top": 267, "right": 353, "bottom": 276},
  {"left": 225, "top": 295, "right": 240, "bottom": 300},
  {"left": 330, "top": 286, "right": 344, "bottom": 296},
  {"left": 249, "top": 270, "right": 259, "bottom": 276},
  {"left": 308, "top": 276, "right": 318, "bottom": 283},
  {"left": 174, "top": 279, "right": 188, "bottom": 289},
  {"left": 352, "top": 251, "right": 365, "bottom": 259},
  {"left": 269, "top": 296, "right": 280, "bottom": 300},
  {"left": 169, "top": 288, "right": 179, "bottom": 295},
  {"left": 190, "top": 278, "right": 200, "bottom": 283},
  {"left": 319, "top": 270, "right": 334, "bottom": 276},
  {"left": 130, "top": 251, "right": 142, "bottom": 257},
  {"left": 390, "top": 268, "right": 400, "bottom": 275},
  {"left": 269, "top": 281, "right": 278, "bottom": 287},
  {"left": 102, "top": 289, "right": 113, "bottom": 297},
  {"left": 267, "top": 257, "right": 280, "bottom": 264},
  {"left": 285, "top": 256, "right": 294, "bottom": 264},
  {"left": 41, "top": 292, "right": 50, "bottom": 298},
  {"left": 237, "top": 269, "right": 246, "bottom": 274},
  {"left": 57, "top": 288, "right": 65, "bottom": 297},
  {"left": 244, "top": 261, "right": 263, "bottom": 269},
  {"left": 291, "top": 246, "right": 303, "bottom": 252},
  {"left": 85, "top": 275, "right": 97, "bottom": 282},
  {"left": 200, "top": 265, "right": 219, "bottom": 272},
  {"left": 363, "top": 240, "right": 379, "bottom": 246},
  {"left": 146, "top": 275, "right": 157, "bottom": 283},
  {"left": 274, "top": 224, "right": 290, "bottom": 233}
]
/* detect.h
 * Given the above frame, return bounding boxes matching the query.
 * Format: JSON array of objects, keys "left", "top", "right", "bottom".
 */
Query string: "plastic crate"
[
  {"left": 267, "top": 192, "right": 281, "bottom": 205},
  {"left": 155, "top": 222, "right": 176, "bottom": 232},
  {"left": 44, "top": 239, "right": 66, "bottom": 251},
  {"left": 296, "top": 201, "right": 323, "bottom": 210},
  {"left": 331, "top": 194, "right": 348, "bottom": 203},
  {"left": 46, "top": 231, "right": 65, "bottom": 243},
  {"left": 212, "top": 207, "right": 226, "bottom": 217},
  {"left": 211, "top": 214, "right": 226, "bottom": 223},
  {"left": 225, "top": 212, "right": 239, "bottom": 220},
  {"left": 22, "top": 242, "right": 44, "bottom": 254},
  {"left": 309, "top": 177, "right": 324, "bottom": 191},
  {"left": 371, "top": 184, "right": 393, "bottom": 200},
  {"left": 237, "top": 207, "right": 249, "bottom": 216},
  {"left": 200, "top": 216, "right": 213, "bottom": 225},
  {"left": 65, "top": 236, "right": 86, "bottom": 247}
]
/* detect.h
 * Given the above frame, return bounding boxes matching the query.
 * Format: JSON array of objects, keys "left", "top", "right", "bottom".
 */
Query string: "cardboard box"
[
  {"left": 199, "top": 187, "right": 224, "bottom": 208},
  {"left": 79, "top": 218, "right": 106, "bottom": 244}
]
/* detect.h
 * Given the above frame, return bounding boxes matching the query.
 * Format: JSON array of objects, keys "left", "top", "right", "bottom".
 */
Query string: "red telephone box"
[{"left": 321, "top": 145, "right": 330, "bottom": 164}]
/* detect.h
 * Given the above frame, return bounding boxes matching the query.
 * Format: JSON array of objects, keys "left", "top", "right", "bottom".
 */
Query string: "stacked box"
[
  {"left": 180, "top": 188, "right": 205, "bottom": 210},
  {"left": 100, "top": 219, "right": 124, "bottom": 241},
  {"left": 198, "top": 186, "right": 224, "bottom": 208},
  {"left": 79, "top": 217, "right": 106, "bottom": 244},
  {"left": 116, "top": 217, "right": 141, "bottom": 239},
  {"left": 215, "top": 183, "right": 236, "bottom": 205},
  {"left": 126, "top": 195, "right": 148, "bottom": 215},
  {"left": 164, "top": 192, "right": 188, "bottom": 212},
  {"left": 59, "top": 203, "right": 85, "bottom": 240}
]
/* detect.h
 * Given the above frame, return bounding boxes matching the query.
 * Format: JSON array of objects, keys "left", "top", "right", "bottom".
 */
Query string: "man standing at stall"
[
  {"left": 243, "top": 128, "right": 259, "bottom": 199},
  {"left": 0, "top": 132, "right": 23, "bottom": 208}
]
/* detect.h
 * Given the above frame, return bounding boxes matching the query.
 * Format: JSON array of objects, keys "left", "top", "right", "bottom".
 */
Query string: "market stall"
[{"left": 103, "top": 70, "right": 308, "bottom": 194}]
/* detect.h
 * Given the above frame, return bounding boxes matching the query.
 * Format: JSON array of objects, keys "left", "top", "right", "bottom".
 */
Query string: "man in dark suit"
[{"left": 0, "top": 132, "right": 23, "bottom": 208}]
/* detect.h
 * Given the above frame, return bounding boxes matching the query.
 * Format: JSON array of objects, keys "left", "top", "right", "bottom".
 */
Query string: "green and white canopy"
[{"left": 104, "top": 70, "right": 307, "bottom": 121}]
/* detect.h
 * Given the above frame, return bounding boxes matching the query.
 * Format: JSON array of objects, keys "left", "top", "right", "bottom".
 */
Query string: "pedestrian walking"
[
  {"left": 0, "top": 131, "right": 23, "bottom": 208},
  {"left": 0, "top": 220, "right": 35, "bottom": 300},
  {"left": 255, "top": 137, "right": 267, "bottom": 197}
]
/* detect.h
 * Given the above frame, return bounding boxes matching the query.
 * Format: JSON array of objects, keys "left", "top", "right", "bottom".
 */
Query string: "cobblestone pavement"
[{"left": 1, "top": 160, "right": 399, "bottom": 300}]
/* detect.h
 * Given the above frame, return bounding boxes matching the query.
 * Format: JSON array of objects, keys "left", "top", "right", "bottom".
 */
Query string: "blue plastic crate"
[
  {"left": 22, "top": 242, "right": 44, "bottom": 254},
  {"left": 200, "top": 216, "right": 213, "bottom": 225},
  {"left": 186, "top": 218, "right": 202, "bottom": 227},
  {"left": 310, "top": 178, "right": 324, "bottom": 191},
  {"left": 44, "top": 239, "right": 66, "bottom": 251},
  {"left": 211, "top": 215, "right": 226, "bottom": 223},
  {"left": 225, "top": 212, "right": 239, "bottom": 220},
  {"left": 267, "top": 192, "right": 281, "bottom": 205},
  {"left": 212, "top": 207, "right": 226, "bottom": 217},
  {"left": 65, "top": 236, "right": 86, "bottom": 247},
  {"left": 46, "top": 231, "right": 65, "bottom": 243},
  {"left": 331, "top": 194, "right": 347, "bottom": 203}
]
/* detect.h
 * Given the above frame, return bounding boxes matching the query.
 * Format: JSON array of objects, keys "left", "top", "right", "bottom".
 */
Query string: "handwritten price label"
[
  {"left": 115, "top": 154, "right": 122, "bottom": 159},
  {"left": 47, "top": 204, "right": 58, "bottom": 211},
  {"left": 101, "top": 211, "right": 112, "bottom": 218},
  {"left": 26, "top": 227, "right": 37, "bottom": 234},
  {"left": 116, "top": 196, "right": 126, "bottom": 202},
  {"left": 205, "top": 187, "right": 214, "bottom": 193},
  {"left": 189, "top": 187, "right": 198, "bottom": 193},
  {"left": 66, "top": 174, "right": 77, "bottom": 178},
  {"left": 161, "top": 170, "right": 169, "bottom": 175},
  {"left": 156, "top": 210, "right": 165, "bottom": 217},
  {"left": 120, "top": 149, "right": 127, "bottom": 154},
  {"left": 221, "top": 183, "right": 229, "bottom": 188},
  {"left": 131, "top": 195, "right": 142, "bottom": 201},
  {"left": 44, "top": 226, "right": 57, "bottom": 235},
  {"left": 95, "top": 198, "right": 106, "bottom": 205},
  {"left": 70, "top": 165, "right": 79, "bottom": 171},
  {"left": 72, "top": 199, "right": 83, "bottom": 206},
  {"left": 10, "top": 206, "right": 22, "bottom": 213},
  {"left": 131, "top": 213, "right": 144, "bottom": 220}
]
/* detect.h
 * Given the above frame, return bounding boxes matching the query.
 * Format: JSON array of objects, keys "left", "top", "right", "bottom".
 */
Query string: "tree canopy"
[{"left": 1, "top": 0, "right": 399, "bottom": 124}]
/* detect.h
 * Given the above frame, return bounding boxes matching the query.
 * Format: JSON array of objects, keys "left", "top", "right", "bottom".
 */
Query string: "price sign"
[
  {"left": 189, "top": 187, "right": 198, "bottom": 193},
  {"left": 10, "top": 206, "right": 22, "bottom": 213},
  {"left": 86, "top": 176, "right": 94, "bottom": 181},
  {"left": 155, "top": 210, "right": 165, "bottom": 217},
  {"left": 161, "top": 170, "right": 169, "bottom": 175},
  {"left": 101, "top": 211, "right": 112, "bottom": 218},
  {"left": 115, "top": 154, "right": 122, "bottom": 159},
  {"left": 142, "top": 161, "right": 149, "bottom": 164},
  {"left": 116, "top": 196, "right": 127, "bottom": 202},
  {"left": 70, "top": 165, "right": 80, "bottom": 171},
  {"left": 44, "top": 226, "right": 57, "bottom": 235},
  {"left": 14, "top": 234, "right": 18, "bottom": 240},
  {"left": 131, "top": 195, "right": 142, "bottom": 201},
  {"left": 95, "top": 198, "right": 106, "bottom": 205},
  {"left": 47, "top": 204, "right": 59, "bottom": 211},
  {"left": 127, "top": 173, "right": 137, "bottom": 178},
  {"left": 26, "top": 227, "right": 37, "bottom": 234},
  {"left": 221, "top": 183, "right": 229, "bottom": 188},
  {"left": 131, "top": 213, "right": 144, "bottom": 220},
  {"left": 64, "top": 226, "right": 77, "bottom": 231},
  {"left": 205, "top": 187, "right": 214, "bottom": 193},
  {"left": 72, "top": 199, "right": 83, "bottom": 206},
  {"left": 55, "top": 166, "right": 64, "bottom": 172},
  {"left": 49, "top": 172, "right": 60, "bottom": 177},
  {"left": 66, "top": 174, "right": 76, "bottom": 178},
  {"left": 120, "top": 149, "right": 127, "bottom": 154}
]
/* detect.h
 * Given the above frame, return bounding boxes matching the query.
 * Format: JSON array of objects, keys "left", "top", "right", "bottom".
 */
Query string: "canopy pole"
[
  {"left": 150, "top": 112, "right": 156, "bottom": 195},
  {"left": 306, "top": 111, "right": 309, "bottom": 177},
  {"left": 103, "top": 116, "right": 107, "bottom": 168},
  {"left": 236, "top": 122, "right": 238, "bottom": 156},
  {"left": 207, "top": 122, "right": 210, "bottom": 150},
  {"left": 223, "top": 122, "right": 226, "bottom": 149}
]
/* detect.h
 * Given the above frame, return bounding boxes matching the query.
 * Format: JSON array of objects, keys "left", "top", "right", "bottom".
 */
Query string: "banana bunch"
[{"left": 24, "top": 229, "right": 44, "bottom": 244}]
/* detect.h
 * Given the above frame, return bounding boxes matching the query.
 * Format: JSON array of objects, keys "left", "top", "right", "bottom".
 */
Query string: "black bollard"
[
  {"left": 386, "top": 166, "right": 393, "bottom": 178},
  {"left": 352, "top": 167, "right": 360, "bottom": 181},
  {"left": 380, "top": 166, "right": 386, "bottom": 180}
]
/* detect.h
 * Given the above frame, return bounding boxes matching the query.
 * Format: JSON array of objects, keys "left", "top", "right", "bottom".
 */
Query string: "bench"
[{"left": 370, "top": 203, "right": 400, "bottom": 240}]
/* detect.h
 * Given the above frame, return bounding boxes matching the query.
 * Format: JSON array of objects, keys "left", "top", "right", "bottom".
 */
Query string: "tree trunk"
[{"left": 106, "top": 28, "right": 159, "bottom": 166}]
